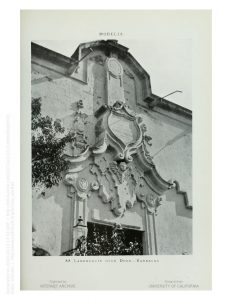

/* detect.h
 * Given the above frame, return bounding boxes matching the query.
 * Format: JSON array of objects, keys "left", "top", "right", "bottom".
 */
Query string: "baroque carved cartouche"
[{"left": 64, "top": 97, "right": 174, "bottom": 218}]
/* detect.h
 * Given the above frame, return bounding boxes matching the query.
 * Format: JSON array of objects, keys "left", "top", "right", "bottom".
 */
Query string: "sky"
[{"left": 36, "top": 39, "right": 192, "bottom": 110}]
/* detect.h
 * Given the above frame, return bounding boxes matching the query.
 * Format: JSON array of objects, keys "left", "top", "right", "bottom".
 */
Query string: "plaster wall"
[
  {"left": 155, "top": 190, "right": 192, "bottom": 255},
  {"left": 32, "top": 183, "right": 73, "bottom": 255},
  {"left": 31, "top": 45, "right": 192, "bottom": 255}
]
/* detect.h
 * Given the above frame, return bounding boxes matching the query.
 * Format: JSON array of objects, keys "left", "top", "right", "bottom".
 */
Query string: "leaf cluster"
[
  {"left": 62, "top": 224, "right": 143, "bottom": 256},
  {"left": 31, "top": 97, "right": 75, "bottom": 189}
]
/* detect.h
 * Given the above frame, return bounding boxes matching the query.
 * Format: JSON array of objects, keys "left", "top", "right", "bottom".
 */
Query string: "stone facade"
[{"left": 31, "top": 40, "right": 192, "bottom": 256}]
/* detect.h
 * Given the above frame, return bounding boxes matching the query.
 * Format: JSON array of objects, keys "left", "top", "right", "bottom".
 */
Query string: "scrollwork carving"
[
  {"left": 64, "top": 173, "right": 89, "bottom": 200},
  {"left": 77, "top": 178, "right": 89, "bottom": 192},
  {"left": 64, "top": 173, "right": 79, "bottom": 191},
  {"left": 98, "top": 184, "right": 112, "bottom": 204},
  {"left": 136, "top": 191, "right": 163, "bottom": 215},
  {"left": 90, "top": 181, "right": 100, "bottom": 191},
  {"left": 63, "top": 90, "right": 174, "bottom": 219},
  {"left": 146, "top": 193, "right": 157, "bottom": 207}
]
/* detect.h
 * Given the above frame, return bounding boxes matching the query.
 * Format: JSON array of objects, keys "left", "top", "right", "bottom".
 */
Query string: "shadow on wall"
[{"left": 165, "top": 182, "right": 192, "bottom": 219}]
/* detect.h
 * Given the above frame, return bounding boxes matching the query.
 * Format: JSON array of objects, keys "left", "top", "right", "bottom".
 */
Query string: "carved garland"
[{"left": 63, "top": 100, "right": 175, "bottom": 223}]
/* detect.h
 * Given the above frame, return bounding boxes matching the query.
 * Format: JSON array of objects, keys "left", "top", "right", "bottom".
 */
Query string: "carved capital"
[
  {"left": 77, "top": 178, "right": 89, "bottom": 192},
  {"left": 64, "top": 173, "right": 89, "bottom": 201},
  {"left": 64, "top": 173, "right": 79, "bottom": 191},
  {"left": 137, "top": 192, "right": 164, "bottom": 215}
]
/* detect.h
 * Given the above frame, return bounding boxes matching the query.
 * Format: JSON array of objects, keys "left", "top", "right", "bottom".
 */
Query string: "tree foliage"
[
  {"left": 32, "top": 97, "right": 74, "bottom": 189},
  {"left": 62, "top": 224, "right": 143, "bottom": 256}
]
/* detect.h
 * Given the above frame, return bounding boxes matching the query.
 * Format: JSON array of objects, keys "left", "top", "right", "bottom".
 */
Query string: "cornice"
[{"left": 31, "top": 40, "right": 192, "bottom": 121}]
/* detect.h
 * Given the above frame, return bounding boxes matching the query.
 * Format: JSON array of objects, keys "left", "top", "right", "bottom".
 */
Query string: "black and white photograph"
[
  {"left": 31, "top": 38, "right": 192, "bottom": 256},
  {"left": 20, "top": 10, "right": 211, "bottom": 290}
]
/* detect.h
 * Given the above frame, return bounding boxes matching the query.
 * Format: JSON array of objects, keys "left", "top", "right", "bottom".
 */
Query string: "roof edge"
[
  {"left": 144, "top": 94, "right": 192, "bottom": 119},
  {"left": 31, "top": 41, "right": 192, "bottom": 119},
  {"left": 31, "top": 42, "right": 76, "bottom": 66}
]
